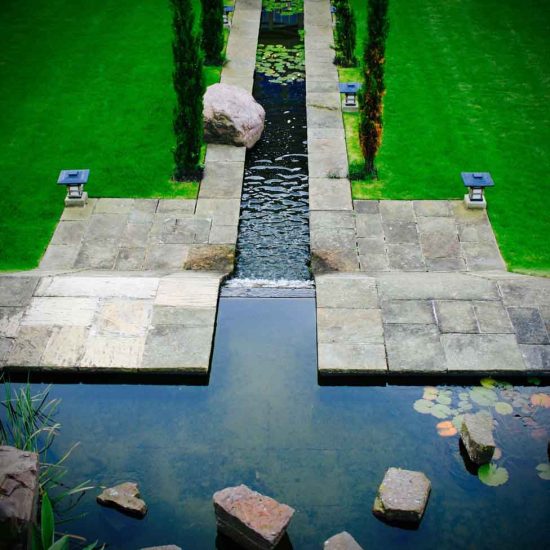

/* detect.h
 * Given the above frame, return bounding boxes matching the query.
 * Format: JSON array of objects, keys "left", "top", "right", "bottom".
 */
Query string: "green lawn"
[
  {"left": 345, "top": 0, "right": 550, "bottom": 273},
  {"left": 0, "top": 0, "right": 223, "bottom": 270}
]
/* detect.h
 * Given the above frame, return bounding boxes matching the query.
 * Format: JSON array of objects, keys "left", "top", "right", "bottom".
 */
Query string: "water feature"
[{"left": 230, "top": 10, "right": 311, "bottom": 285}]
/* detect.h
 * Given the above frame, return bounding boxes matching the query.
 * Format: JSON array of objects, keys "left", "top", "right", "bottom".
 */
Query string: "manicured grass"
[
  {"left": 345, "top": 0, "right": 550, "bottom": 273},
  {"left": 0, "top": 0, "right": 223, "bottom": 270}
]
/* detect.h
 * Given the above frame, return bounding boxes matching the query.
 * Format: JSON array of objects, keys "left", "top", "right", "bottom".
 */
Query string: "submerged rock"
[
  {"left": 140, "top": 546, "right": 182, "bottom": 550},
  {"left": 213, "top": 484, "right": 295, "bottom": 549},
  {"left": 0, "top": 445, "right": 40, "bottom": 550},
  {"left": 372, "top": 467, "right": 431, "bottom": 525},
  {"left": 460, "top": 412, "right": 495, "bottom": 464},
  {"left": 204, "top": 83, "right": 265, "bottom": 148},
  {"left": 324, "top": 531, "right": 364, "bottom": 549},
  {"left": 97, "top": 482, "right": 147, "bottom": 518}
]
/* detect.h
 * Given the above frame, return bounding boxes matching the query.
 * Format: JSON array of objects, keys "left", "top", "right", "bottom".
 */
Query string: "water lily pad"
[
  {"left": 413, "top": 399, "right": 434, "bottom": 414},
  {"left": 430, "top": 403, "right": 452, "bottom": 419},
  {"left": 436, "top": 420, "right": 457, "bottom": 437},
  {"left": 480, "top": 377, "right": 497, "bottom": 389},
  {"left": 458, "top": 401, "right": 473, "bottom": 412},
  {"left": 436, "top": 394, "right": 452, "bottom": 405},
  {"left": 452, "top": 414, "right": 464, "bottom": 430},
  {"left": 494, "top": 402, "right": 513, "bottom": 415},
  {"left": 478, "top": 464, "right": 509, "bottom": 487},
  {"left": 530, "top": 393, "right": 550, "bottom": 408},
  {"left": 470, "top": 387, "right": 498, "bottom": 406},
  {"left": 528, "top": 377, "right": 541, "bottom": 386},
  {"left": 536, "top": 463, "right": 550, "bottom": 480},
  {"left": 459, "top": 392, "right": 469, "bottom": 401},
  {"left": 423, "top": 386, "right": 439, "bottom": 400}
]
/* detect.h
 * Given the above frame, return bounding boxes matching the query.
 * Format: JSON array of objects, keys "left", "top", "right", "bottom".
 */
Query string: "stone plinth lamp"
[
  {"left": 58, "top": 169, "right": 89, "bottom": 207},
  {"left": 339, "top": 82, "right": 361, "bottom": 112},
  {"left": 462, "top": 172, "right": 494, "bottom": 210},
  {"left": 223, "top": 6, "right": 234, "bottom": 27}
]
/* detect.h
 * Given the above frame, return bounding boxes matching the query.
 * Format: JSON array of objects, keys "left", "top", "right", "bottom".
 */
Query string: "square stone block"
[
  {"left": 318, "top": 343, "right": 387, "bottom": 375},
  {"left": 354, "top": 200, "right": 379, "bottom": 214},
  {"left": 39, "top": 245, "right": 79, "bottom": 270},
  {"left": 75, "top": 241, "right": 118, "bottom": 269},
  {"left": 435, "top": 300, "right": 478, "bottom": 333},
  {"left": 0, "top": 277, "right": 39, "bottom": 307},
  {"left": 41, "top": 326, "right": 88, "bottom": 368},
  {"left": 317, "top": 308, "right": 383, "bottom": 344},
  {"left": 413, "top": 201, "right": 451, "bottom": 217},
  {"left": 8, "top": 326, "right": 52, "bottom": 367},
  {"left": 310, "top": 211, "right": 356, "bottom": 230},
  {"left": 309, "top": 179, "right": 352, "bottom": 211},
  {"left": 315, "top": 275, "right": 378, "bottom": 309},
  {"left": 121, "top": 223, "right": 152, "bottom": 248},
  {"left": 80, "top": 335, "right": 145, "bottom": 370},
  {"left": 379, "top": 201, "right": 415, "bottom": 222},
  {"left": 184, "top": 245, "right": 235, "bottom": 273},
  {"left": 96, "top": 300, "right": 152, "bottom": 337},
  {"left": 507, "top": 307, "right": 549, "bottom": 344},
  {"left": 381, "top": 300, "right": 434, "bottom": 324},
  {"left": 387, "top": 244, "right": 425, "bottom": 271},
  {"left": 115, "top": 248, "right": 147, "bottom": 270},
  {"left": 382, "top": 222, "right": 419, "bottom": 244},
  {"left": 462, "top": 242, "right": 505, "bottom": 271},
  {"left": 144, "top": 244, "right": 188, "bottom": 270},
  {"left": 355, "top": 215, "right": 384, "bottom": 239},
  {"left": 155, "top": 276, "right": 220, "bottom": 308},
  {"left": 50, "top": 221, "right": 87, "bottom": 246},
  {"left": 520, "top": 345, "right": 550, "bottom": 371},
  {"left": 359, "top": 253, "right": 389, "bottom": 272},
  {"left": 22, "top": 297, "right": 98, "bottom": 327},
  {"left": 83, "top": 214, "right": 127, "bottom": 244},
  {"left": 420, "top": 233, "right": 461, "bottom": 260},
  {"left": 473, "top": 302, "right": 514, "bottom": 333}
]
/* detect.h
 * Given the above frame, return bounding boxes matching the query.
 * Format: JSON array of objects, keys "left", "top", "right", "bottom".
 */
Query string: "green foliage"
[
  {"left": 171, "top": 0, "right": 205, "bottom": 180},
  {"left": 333, "top": 0, "right": 357, "bottom": 67},
  {"left": 478, "top": 464, "right": 509, "bottom": 487},
  {"left": 202, "top": 0, "right": 224, "bottom": 64},
  {"left": 256, "top": 43, "right": 305, "bottom": 85},
  {"left": 358, "top": 0, "right": 389, "bottom": 177},
  {"left": 263, "top": 0, "right": 303, "bottom": 15}
]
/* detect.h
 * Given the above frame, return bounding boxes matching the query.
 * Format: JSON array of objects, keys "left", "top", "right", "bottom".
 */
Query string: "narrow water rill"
[{"left": 230, "top": 8, "right": 311, "bottom": 285}]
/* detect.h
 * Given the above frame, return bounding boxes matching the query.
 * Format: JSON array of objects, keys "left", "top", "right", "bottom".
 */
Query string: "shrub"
[
  {"left": 202, "top": 0, "right": 225, "bottom": 65},
  {"left": 333, "top": 0, "right": 357, "bottom": 67}
]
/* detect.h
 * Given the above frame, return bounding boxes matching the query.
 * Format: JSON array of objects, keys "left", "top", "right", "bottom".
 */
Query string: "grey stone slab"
[
  {"left": 83, "top": 214, "right": 127, "bottom": 243},
  {"left": 385, "top": 324, "right": 446, "bottom": 373},
  {"left": 311, "top": 249, "right": 360, "bottom": 273},
  {"left": 121, "top": 223, "right": 152, "bottom": 248},
  {"left": 195, "top": 199, "right": 240, "bottom": 227},
  {"left": 382, "top": 221, "right": 419, "bottom": 244},
  {"left": 377, "top": 273, "right": 500, "bottom": 301},
  {"left": 381, "top": 300, "right": 434, "bottom": 324},
  {"left": 23, "top": 297, "right": 98, "bottom": 327},
  {"left": 306, "top": 80, "right": 339, "bottom": 94},
  {"left": 460, "top": 413, "right": 495, "bottom": 465},
  {"left": 142, "top": 325, "right": 212, "bottom": 372},
  {"left": 157, "top": 199, "right": 196, "bottom": 214},
  {"left": 96, "top": 300, "right": 152, "bottom": 337},
  {"left": 115, "top": 247, "right": 146, "bottom": 270},
  {"left": 309, "top": 179, "right": 352, "bottom": 211},
  {"left": 458, "top": 224, "right": 496, "bottom": 243},
  {"left": 50, "top": 221, "right": 87, "bottom": 246},
  {"left": 379, "top": 201, "right": 415, "bottom": 222},
  {"left": 199, "top": 161, "right": 244, "bottom": 199},
  {"left": 324, "top": 531, "right": 363, "bottom": 550},
  {"left": 417, "top": 216, "right": 457, "bottom": 235},
  {"left": 473, "top": 302, "right": 514, "bottom": 334},
  {"left": 157, "top": 218, "right": 211, "bottom": 245},
  {"left": 413, "top": 201, "right": 451, "bottom": 218},
  {"left": 354, "top": 200, "right": 379, "bottom": 214},
  {"left": 310, "top": 210, "right": 356, "bottom": 230},
  {"left": 184, "top": 244, "right": 234, "bottom": 273},
  {"left": 0, "top": 307, "right": 24, "bottom": 337},
  {"left": 208, "top": 225, "right": 238, "bottom": 244},
  {"left": 152, "top": 306, "right": 216, "bottom": 326},
  {"left": 498, "top": 278, "right": 550, "bottom": 307},
  {"left": 442, "top": 334, "right": 526, "bottom": 373},
  {"left": 359, "top": 253, "right": 390, "bottom": 272},
  {"left": 462, "top": 242, "right": 506, "bottom": 271},
  {"left": 8, "top": 326, "right": 52, "bottom": 367},
  {"left": 507, "top": 307, "right": 549, "bottom": 344},
  {"left": 435, "top": 300, "right": 478, "bottom": 333},
  {"left": 357, "top": 238, "right": 385, "bottom": 256},
  {"left": 540, "top": 306, "right": 550, "bottom": 335},
  {"left": 80, "top": 334, "right": 145, "bottom": 370},
  {"left": 307, "top": 128, "right": 346, "bottom": 143},
  {"left": 387, "top": 244, "right": 426, "bottom": 271},
  {"left": 452, "top": 202, "right": 489, "bottom": 226},
  {"left": 307, "top": 92, "right": 341, "bottom": 110},
  {"left": 520, "top": 345, "right": 550, "bottom": 371},
  {"left": 94, "top": 198, "right": 134, "bottom": 214},
  {"left": 74, "top": 241, "right": 118, "bottom": 269},
  {"left": 317, "top": 308, "right": 383, "bottom": 344},
  {"left": 205, "top": 144, "right": 247, "bottom": 163},
  {"left": 60, "top": 199, "right": 96, "bottom": 220},
  {"left": 41, "top": 326, "right": 88, "bottom": 368},
  {"left": 318, "top": 343, "right": 387, "bottom": 374},
  {"left": 316, "top": 275, "right": 378, "bottom": 309},
  {"left": 219, "top": 76, "right": 254, "bottom": 93},
  {"left": 39, "top": 245, "right": 79, "bottom": 269},
  {"left": 425, "top": 257, "right": 467, "bottom": 272},
  {"left": 0, "top": 336, "right": 14, "bottom": 365},
  {"left": 355, "top": 215, "right": 384, "bottom": 238},
  {"left": 309, "top": 139, "right": 348, "bottom": 179},
  {"left": 311, "top": 227, "right": 357, "bottom": 250},
  {"left": 0, "top": 277, "right": 38, "bottom": 307},
  {"left": 144, "top": 244, "right": 188, "bottom": 270},
  {"left": 306, "top": 106, "right": 343, "bottom": 129},
  {"left": 421, "top": 233, "right": 461, "bottom": 260},
  {"left": 128, "top": 204, "right": 157, "bottom": 225}
]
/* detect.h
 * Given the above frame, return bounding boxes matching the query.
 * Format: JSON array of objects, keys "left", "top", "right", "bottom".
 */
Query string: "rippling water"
[{"left": 233, "top": 19, "right": 310, "bottom": 283}]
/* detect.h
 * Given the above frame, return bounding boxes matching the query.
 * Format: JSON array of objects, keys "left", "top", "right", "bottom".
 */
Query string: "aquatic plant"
[
  {"left": 263, "top": 0, "right": 304, "bottom": 15},
  {"left": 256, "top": 43, "right": 305, "bottom": 85},
  {"left": 333, "top": 0, "right": 357, "bottom": 67},
  {"left": 358, "top": 0, "right": 389, "bottom": 177},
  {"left": 171, "top": 0, "right": 205, "bottom": 180},
  {"left": 202, "top": 0, "right": 225, "bottom": 65}
]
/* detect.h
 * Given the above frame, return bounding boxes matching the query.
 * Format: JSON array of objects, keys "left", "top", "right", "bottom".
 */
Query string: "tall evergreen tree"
[
  {"left": 333, "top": 0, "right": 357, "bottom": 67},
  {"left": 358, "top": 0, "right": 389, "bottom": 177},
  {"left": 202, "top": 0, "right": 225, "bottom": 65},
  {"left": 171, "top": 0, "right": 205, "bottom": 181}
]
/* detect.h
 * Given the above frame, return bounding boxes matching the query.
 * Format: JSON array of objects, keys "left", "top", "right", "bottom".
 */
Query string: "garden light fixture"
[
  {"left": 339, "top": 82, "right": 361, "bottom": 111},
  {"left": 57, "top": 169, "right": 89, "bottom": 207},
  {"left": 461, "top": 172, "right": 494, "bottom": 210},
  {"left": 223, "top": 6, "right": 235, "bottom": 27}
]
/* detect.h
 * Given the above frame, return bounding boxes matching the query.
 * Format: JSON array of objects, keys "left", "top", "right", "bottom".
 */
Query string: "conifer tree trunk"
[
  {"left": 171, "top": 0, "right": 205, "bottom": 181},
  {"left": 359, "top": 0, "right": 389, "bottom": 178},
  {"left": 202, "top": 0, "right": 224, "bottom": 65}
]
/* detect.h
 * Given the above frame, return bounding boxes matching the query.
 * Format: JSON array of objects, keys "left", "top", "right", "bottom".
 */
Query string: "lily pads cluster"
[
  {"left": 412, "top": 378, "right": 550, "bottom": 487},
  {"left": 256, "top": 43, "right": 305, "bottom": 85}
]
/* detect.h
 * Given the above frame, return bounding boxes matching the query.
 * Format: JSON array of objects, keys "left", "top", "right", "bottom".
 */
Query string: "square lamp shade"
[
  {"left": 339, "top": 82, "right": 362, "bottom": 106},
  {"left": 461, "top": 172, "right": 494, "bottom": 202},
  {"left": 57, "top": 169, "right": 89, "bottom": 199}
]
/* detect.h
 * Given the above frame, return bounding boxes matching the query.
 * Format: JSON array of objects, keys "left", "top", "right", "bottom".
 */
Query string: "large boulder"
[
  {"left": 0, "top": 445, "right": 39, "bottom": 550},
  {"left": 460, "top": 412, "right": 495, "bottom": 465},
  {"left": 204, "top": 84, "right": 265, "bottom": 148},
  {"left": 324, "top": 531, "right": 364, "bottom": 549}
]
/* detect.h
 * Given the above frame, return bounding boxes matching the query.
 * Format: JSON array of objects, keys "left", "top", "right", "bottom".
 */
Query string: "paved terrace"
[
  {"left": 305, "top": 0, "right": 550, "bottom": 377},
  {"left": 0, "top": 0, "right": 262, "bottom": 375}
]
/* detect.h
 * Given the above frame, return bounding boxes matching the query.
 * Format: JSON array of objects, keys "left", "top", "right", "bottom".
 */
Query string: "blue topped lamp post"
[
  {"left": 461, "top": 172, "right": 494, "bottom": 210},
  {"left": 339, "top": 82, "right": 362, "bottom": 112},
  {"left": 57, "top": 169, "right": 89, "bottom": 207},
  {"left": 223, "top": 5, "right": 234, "bottom": 27}
]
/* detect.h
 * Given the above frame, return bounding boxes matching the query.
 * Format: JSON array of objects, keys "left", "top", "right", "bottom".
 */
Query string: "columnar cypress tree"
[
  {"left": 202, "top": 0, "right": 224, "bottom": 65},
  {"left": 358, "top": 0, "right": 389, "bottom": 177},
  {"left": 171, "top": 0, "right": 205, "bottom": 181},
  {"left": 334, "top": 0, "right": 357, "bottom": 67}
]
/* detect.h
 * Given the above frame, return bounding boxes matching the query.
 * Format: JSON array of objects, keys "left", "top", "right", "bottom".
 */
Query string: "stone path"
[
  {"left": 0, "top": 0, "right": 263, "bottom": 375},
  {"left": 305, "top": 0, "right": 550, "bottom": 377}
]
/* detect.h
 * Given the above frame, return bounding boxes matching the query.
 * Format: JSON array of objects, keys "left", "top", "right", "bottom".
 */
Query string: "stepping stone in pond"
[
  {"left": 213, "top": 484, "right": 295, "bottom": 550},
  {"left": 372, "top": 467, "right": 431, "bottom": 525},
  {"left": 460, "top": 412, "right": 495, "bottom": 465},
  {"left": 324, "top": 531, "right": 364, "bottom": 549},
  {"left": 140, "top": 547, "right": 182, "bottom": 550},
  {"left": 97, "top": 481, "right": 147, "bottom": 518}
]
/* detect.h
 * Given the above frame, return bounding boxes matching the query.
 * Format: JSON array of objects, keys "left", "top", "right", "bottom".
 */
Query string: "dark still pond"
[{"left": 5, "top": 298, "right": 549, "bottom": 549}]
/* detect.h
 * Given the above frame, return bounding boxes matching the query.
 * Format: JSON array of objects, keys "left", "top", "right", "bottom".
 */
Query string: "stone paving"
[{"left": 306, "top": 0, "right": 550, "bottom": 377}]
